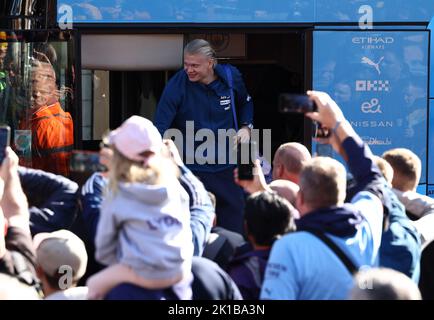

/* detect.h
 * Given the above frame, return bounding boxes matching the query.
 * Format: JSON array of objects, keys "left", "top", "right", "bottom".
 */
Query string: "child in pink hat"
[{"left": 87, "top": 116, "right": 193, "bottom": 299}]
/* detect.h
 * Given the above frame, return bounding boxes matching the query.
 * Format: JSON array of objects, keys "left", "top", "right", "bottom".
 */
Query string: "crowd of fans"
[{"left": 0, "top": 89, "right": 432, "bottom": 300}]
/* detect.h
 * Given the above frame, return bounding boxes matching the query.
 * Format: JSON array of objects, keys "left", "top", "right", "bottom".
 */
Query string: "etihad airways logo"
[
  {"left": 352, "top": 36, "right": 394, "bottom": 49},
  {"left": 352, "top": 37, "right": 394, "bottom": 45}
]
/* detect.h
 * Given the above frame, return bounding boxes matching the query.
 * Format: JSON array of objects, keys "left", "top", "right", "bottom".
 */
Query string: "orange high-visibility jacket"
[{"left": 20, "top": 102, "right": 74, "bottom": 176}]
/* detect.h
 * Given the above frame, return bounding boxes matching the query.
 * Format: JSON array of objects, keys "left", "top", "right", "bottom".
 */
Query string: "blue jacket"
[
  {"left": 346, "top": 152, "right": 422, "bottom": 283},
  {"left": 379, "top": 188, "right": 421, "bottom": 282},
  {"left": 80, "top": 172, "right": 108, "bottom": 247},
  {"left": 154, "top": 64, "right": 254, "bottom": 172},
  {"left": 80, "top": 165, "right": 214, "bottom": 257},
  {"left": 18, "top": 166, "right": 79, "bottom": 236}
]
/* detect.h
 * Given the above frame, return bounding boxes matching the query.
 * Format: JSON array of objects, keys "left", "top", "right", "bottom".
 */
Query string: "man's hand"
[
  {"left": 0, "top": 147, "right": 19, "bottom": 181},
  {"left": 315, "top": 132, "right": 348, "bottom": 161},
  {"left": 307, "top": 90, "right": 358, "bottom": 147},
  {"left": 306, "top": 90, "right": 345, "bottom": 130},
  {"left": 0, "top": 148, "right": 29, "bottom": 230},
  {"left": 234, "top": 159, "right": 271, "bottom": 194},
  {"left": 235, "top": 126, "right": 251, "bottom": 144}
]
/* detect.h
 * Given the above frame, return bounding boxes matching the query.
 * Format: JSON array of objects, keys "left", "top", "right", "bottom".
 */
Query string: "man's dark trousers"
[{"left": 193, "top": 166, "right": 245, "bottom": 235}]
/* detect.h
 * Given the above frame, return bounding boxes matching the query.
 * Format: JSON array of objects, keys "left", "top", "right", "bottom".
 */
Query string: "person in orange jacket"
[{"left": 18, "top": 60, "right": 73, "bottom": 176}]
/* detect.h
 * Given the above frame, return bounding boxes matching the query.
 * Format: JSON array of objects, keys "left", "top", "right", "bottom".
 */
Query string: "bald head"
[
  {"left": 272, "top": 142, "right": 311, "bottom": 183},
  {"left": 269, "top": 180, "right": 300, "bottom": 219},
  {"left": 269, "top": 179, "right": 299, "bottom": 206}
]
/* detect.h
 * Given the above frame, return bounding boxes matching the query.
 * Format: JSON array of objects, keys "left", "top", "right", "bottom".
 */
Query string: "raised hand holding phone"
[{"left": 237, "top": 141, "right": 257, "bottom": 180}]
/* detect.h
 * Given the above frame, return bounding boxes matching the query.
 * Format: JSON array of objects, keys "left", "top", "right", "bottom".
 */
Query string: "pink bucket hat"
[{"left": 109, "top": 116, "right": 163, "bottom": 162}]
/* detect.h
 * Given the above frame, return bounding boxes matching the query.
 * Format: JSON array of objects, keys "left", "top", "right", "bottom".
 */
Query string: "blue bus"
[{"left": 1, "top": 0, "right": 433, "bottom": 194}]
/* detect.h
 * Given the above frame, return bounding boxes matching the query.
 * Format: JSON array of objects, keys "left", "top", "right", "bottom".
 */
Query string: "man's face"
[
  {"left": 31, "top": 65, "right": 56, "bottom": 108},
  {"left": 31, "top": 81, "right": 52, "bottom": 108},
  {"left": 184, "top": 53, "right": 214, "bottom": 84}
]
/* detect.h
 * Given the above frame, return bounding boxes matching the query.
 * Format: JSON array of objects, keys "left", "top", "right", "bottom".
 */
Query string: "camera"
[
  {"left": 278, "top": 94, "right": 317, "bottom": 113},
  {"left": 70, "top": 150, "right": 107, "bottom": 173},
  {"left": 0, "top": 125, "right": 10, "bottom": 165},
  {"left": 237, "top": 141, "right": 257, "bottom": 180}
]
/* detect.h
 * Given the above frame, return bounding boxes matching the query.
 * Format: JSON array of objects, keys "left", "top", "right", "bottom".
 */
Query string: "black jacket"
[{"left": 18, "top": 166, "right": 79, "bottom": 235}]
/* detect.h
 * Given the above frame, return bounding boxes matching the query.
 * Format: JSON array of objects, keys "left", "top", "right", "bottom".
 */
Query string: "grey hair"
[{"left": 184, "top": 39, "right": 217, "bottom": 66}]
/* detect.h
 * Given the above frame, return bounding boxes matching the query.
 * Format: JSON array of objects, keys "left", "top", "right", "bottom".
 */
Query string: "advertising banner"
[
  {"left": 57, "top": 1, "right": 434, "bottom": 24},
  {"left": 428, "top": 99, "right": 434, "bottom": 191},
  {"left": 313, "top": 30, "right": 429, "bottom": 183}
]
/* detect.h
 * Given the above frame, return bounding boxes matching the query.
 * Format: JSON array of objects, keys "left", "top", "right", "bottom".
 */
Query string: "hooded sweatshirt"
[{"left": 95, "top": 178, "right": 193, "bottom": 281}]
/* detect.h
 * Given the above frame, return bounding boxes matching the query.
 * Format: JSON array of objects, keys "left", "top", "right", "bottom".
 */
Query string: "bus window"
[{"left": 0, "top": 31, "right": 75, "bottom": 177}]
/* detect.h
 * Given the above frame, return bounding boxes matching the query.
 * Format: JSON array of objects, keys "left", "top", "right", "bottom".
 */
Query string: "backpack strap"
[
  {"left": 223, "top": 64, "right": 239, "bottom": 131},
  {"left": 307, "top": 231, "right": 358, "bottom": 275},
  {"left": 10, "top": 251, "right": 44, "bottom": 297},
  {"left": 203, "top": 233, "right": 228, "bottom": 262}
]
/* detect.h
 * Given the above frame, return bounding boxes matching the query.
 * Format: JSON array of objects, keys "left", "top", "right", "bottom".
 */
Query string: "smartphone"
[
  {"left": 237, "top": 141, "right": 257, "bottom": 180},
  {"left": 0, "top": 125, "right": 11, "bottom": 165},
  {"left": 70, "top": 150, "right": 107, "bottom": 173},
  {"left": 278, "top": 94, "right": 317, "bottom": 114}
]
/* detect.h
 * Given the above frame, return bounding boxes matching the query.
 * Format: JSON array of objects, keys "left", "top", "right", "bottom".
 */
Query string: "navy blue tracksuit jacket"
[{"left": 154, "top": 64, "right": 254, "bottom": 173}]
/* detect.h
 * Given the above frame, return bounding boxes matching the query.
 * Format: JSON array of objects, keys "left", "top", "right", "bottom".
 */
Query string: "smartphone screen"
[
  {"left": 278, "top": 94, "right": 317, "bottom": 113},
  {"left": 0, "top": 126, "right": 11, "bottom": 165},
  {"left": 237, "top": 141, "right": 257, "bottom": 180}
]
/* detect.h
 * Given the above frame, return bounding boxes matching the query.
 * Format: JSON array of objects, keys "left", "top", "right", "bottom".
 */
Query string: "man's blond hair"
[
  {"left": 299, "top": 157, "right": 347, "bottom": 209},
  {"left": 373, "top": 156, "right": 394, "bottom": 184},
  {"left": 382, "top": 148, "right": 421, "bottom": 191}
]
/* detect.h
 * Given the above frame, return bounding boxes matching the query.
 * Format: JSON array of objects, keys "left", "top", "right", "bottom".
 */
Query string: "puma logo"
[{"left": 361, "top": 56, "right": 384, "bottom": 75}]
